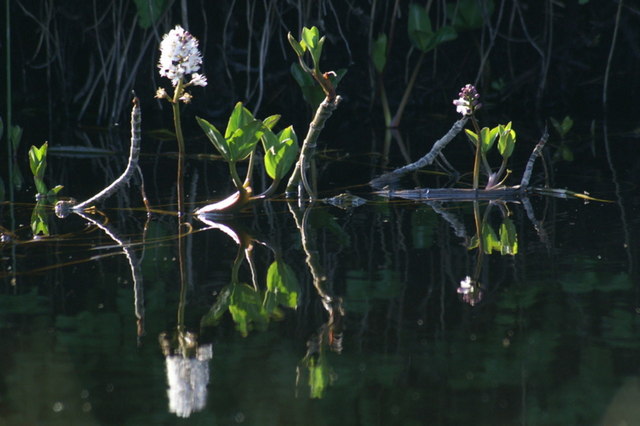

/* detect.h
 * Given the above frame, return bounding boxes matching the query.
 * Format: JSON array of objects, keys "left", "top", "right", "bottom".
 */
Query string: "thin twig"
[
  {"left": 519, "top": 127, "right": 548, "bottom": 188},
  {"left": 56, "top": 95, "right": 142, "bottom": 217},
  {"left": 370, "top": 117, "right": 468, "bottom": 188}
]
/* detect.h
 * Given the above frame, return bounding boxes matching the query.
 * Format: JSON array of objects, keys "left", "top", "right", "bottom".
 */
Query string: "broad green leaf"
[
  {"left": 561, "top": 116, "right": 574, "bottom": 135},
  {"left": 34, "top": 178, "right": 48, "bottom": 196},
  {"left": 225, "top": 102, "right": 256, "bottom": 139},
  {"left": 480, "top": 127, "right": 497, "bottom": 153},
  {"left": 49, "top": 185, "right": 64, "bottom": 196},
  {"left": 266, "top": 260, "right": 300, "bottom": 309},
  {"left": 433, "top": 26, "right": 458, "bottom": 45},
  {"left": 262, "top": 114, "right": 281, "bottom": 131},
  {"left": 302, "top": 26, "right": 320, "bottom": 50},
  {"left": 450, "top": 0, "right": 495, "bottom": 31},
  {"left": 264, "top": 126, "right": 299, "bottom": 180},
  {"left": 196, "top": 116, "right": 232, "bottom": 162},
  {"left": 499, "top": 218, "right": 518, "bottom": 255},
  {"left": 227, "top": 120, "right": 264, "bottom": 161},
  {"left": 290, "top": 64, "right": 347, "bottom": 107},
  {"left": 498, "top": 126, "right": 516, "bottom": 159},
  {"left": 561, "top": 144, "right": 574, "bottom": 162},
  {"left": 408, "top": 3, "right": 433, "bottom": 52},
  {"left": 372, "top": 33, "right": 388, "bottom": 73},
  {"left": 465, "top": 128, "right": 479, "bottom": 145},
  {"left": 288, "top": 32, "right": 306, "bottom": 57}
]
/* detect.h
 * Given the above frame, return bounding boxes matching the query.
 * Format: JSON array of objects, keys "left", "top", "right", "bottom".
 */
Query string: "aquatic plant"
[{"left": 155, "top": 25, "right": 207, "bottom": 216}]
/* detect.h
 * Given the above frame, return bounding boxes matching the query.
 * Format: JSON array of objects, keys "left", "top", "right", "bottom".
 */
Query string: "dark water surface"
[{"left": 1, "top": 124, "right": 639, "bottom": 426}]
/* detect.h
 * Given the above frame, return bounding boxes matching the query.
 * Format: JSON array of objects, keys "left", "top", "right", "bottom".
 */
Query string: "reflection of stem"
[
  {"left": 288, "top": 202, "right": 344, "bottom": 349},
  {"left": 472, "top": 201, "right": 483, "bottom": 257},
  {"left": 73, "top": 210, "right": 145, "bottom": 338},
  {"left": 177, "top": 223, "right": 188, "bottom": 330}
]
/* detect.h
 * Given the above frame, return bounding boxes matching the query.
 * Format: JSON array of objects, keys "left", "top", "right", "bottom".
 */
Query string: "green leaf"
[
  {"left": 465, "top": 129, "right": 479, "bottom": 145},
  {"left": 288, "top": 32, "right": 306, "bottom": 57},
  {"left": 480, "top": 127, "right": 497, "bottom": 153},
  {"left": 225, "top": 102, "right": 255, "bottom": 139},
  {"left": 266, "top": 260, "right": 300, "bottom": 309},
  {"left": 450, "top": 0, "right": 495, "bottom": 31},
  {"left": 372, "top": 33, "right": 388, "bottom": 73},
  {"left": 34, "top": 178, "right": 48, "bottom": 196},
  {"left": 227, "top": 120, "right": 265, "bottom": 161},
  {"left": 561, "top": 116, "right": 574, "bottom": 135},
  {"left": 133, "top": 0, "right": 168, "bottom": 29},
  {"left": 49, "top": 185, "right": 64, "bottom": 195},
  {"left": 302, "top": 26, "right": 320, "bottom": 50},
  {"left": 408, "top": 3, "right": 433, "bottom": 52},
  {"left": 264, "top": 126, "right": 299, "bottom": 180},
  {"left": 196, "top": 116, "right": 232, "bottom": 162},
  {"left": 262, "top": 114, "right": 281, "bottom": 131},
  {"left": 498, "top": 125, "right": 516, "bottom": 159},
  {"left": 499, "top": 218, "right": 518, "bottom": 255}
]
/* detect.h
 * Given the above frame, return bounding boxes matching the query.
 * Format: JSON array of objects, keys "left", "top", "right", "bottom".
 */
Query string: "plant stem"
[
  {"left": 389, "top": 51, "right": 425, "bottom": 128},
  {"left": 172, "top": 79, "right": 186, "bottom": 217},
  {"left": 228, "top": 161, "right": 245, "bottom": 192},
  {"left": 5, "top": 0, "right": 13, "bottom": 203},
  {"left": 470, "top": 115, "right": 482, "bottom": 190}
]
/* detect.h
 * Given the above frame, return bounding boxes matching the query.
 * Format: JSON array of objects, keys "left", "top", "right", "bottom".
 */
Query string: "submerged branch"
[{"left": 370, "top": 117, "right": 469, "bottom": 189}]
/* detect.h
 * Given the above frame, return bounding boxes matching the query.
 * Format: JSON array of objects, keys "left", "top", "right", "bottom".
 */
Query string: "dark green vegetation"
[{"left": 2, "top": 0, "right": 640, "bottom": 424}]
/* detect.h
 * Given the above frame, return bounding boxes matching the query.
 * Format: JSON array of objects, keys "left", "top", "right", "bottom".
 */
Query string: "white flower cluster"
[
  {"left": 165, "top": 344, "right": 213, "bottom": 418},
  {"left": 158, "top": 25, "right": 207, "bottom": 88}
]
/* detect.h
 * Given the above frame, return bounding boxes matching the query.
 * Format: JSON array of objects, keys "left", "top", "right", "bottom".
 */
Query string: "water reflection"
[{"left": 0, "top": 182, "right": 637, "bottom": 423}]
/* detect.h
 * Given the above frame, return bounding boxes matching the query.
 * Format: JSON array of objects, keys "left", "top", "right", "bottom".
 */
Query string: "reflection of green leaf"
[
  {"left": 480, "top": 222, "right": 499, "bottom": 254},
  {"left": 266, "top": 260, "right": 299, "bottom": 309},
  {"left": 30, "top": 198, "right": 50, "bottom": 236},
  {"left": 411, "top": 207, "right": 437, "bottom": 249},
  {"left": 229, "top": 283, "right": 269, "bottom": 337},
  {"left": 499, "top": 218, "right": 518, "bottom": 255},
  {"left": 201, "top": 286, "right": 232, "bottom": 327},
  {"left": 308, "top": 355, "right": 329, "bottom": 399}
]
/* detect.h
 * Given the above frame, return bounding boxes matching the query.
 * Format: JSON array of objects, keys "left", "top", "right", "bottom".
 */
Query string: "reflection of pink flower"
[{"left": 457, "top": 276, "right": 483, "bottom": 306}]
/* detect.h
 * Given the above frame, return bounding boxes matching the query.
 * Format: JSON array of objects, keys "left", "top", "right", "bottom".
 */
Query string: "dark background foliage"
[{"left": 4, "top": 0, "right": 638, "bottom": 143}]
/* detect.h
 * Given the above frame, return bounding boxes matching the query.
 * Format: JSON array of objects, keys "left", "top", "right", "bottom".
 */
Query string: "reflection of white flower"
[
  {"left": 158, "top": 25, "right": 206, "bottom": 87},
  {"left": 165, "top": 344, "right": 213, "bottom": 418},
  {"left": 457, "top": 276, "right": 473, "bottom": 294},
  {"left": 457, "top": 276, "right": 482, "bottom": 306}
]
